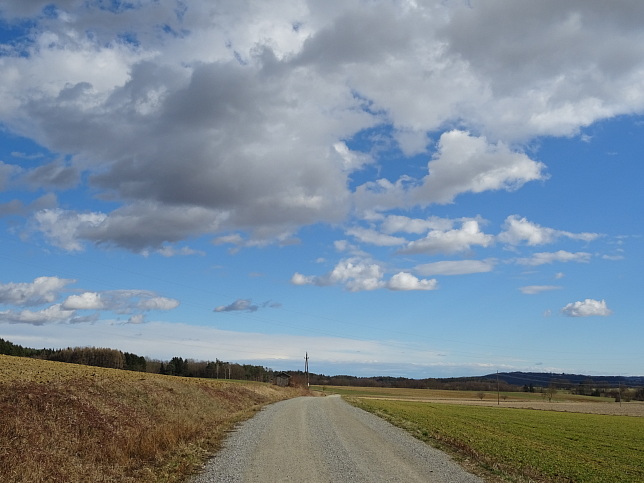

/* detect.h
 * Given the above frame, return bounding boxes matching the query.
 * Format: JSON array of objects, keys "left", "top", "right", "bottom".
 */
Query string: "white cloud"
[
  {"left": 519, "top": 285, "right": 562, "bottom": 295},
  {"left": 602, "top": 254, "right": 625, "bottom": 261},
  {"left": 291, "top": 257, "right": 436, "bottom": 292},
  {"left": 354, "top": 131, "right": 546, "bottom": 212},
  {"left": 327, "top": 259, "right": 385, "bottom": 292},
  {"left": 136, "top": 296, "right": 180, "bottom": 311},
  {"left": 561, "top": 299, "right": 612, "bottom": 317},
  {"left": 0, "top": 304, "right": 97, "bottom": 325},
  {"left": 387, "top": 272, "right": 438, "bottom": 291},
  {"left": 499, "top": 215, "right": 601, "bottom": 246},
  {"left": 380, "top": 215, "right": 455, "bottom": 235},
  {"left": 345, "top": 227, "right": 406, "bottom": 247},
  {"left": 96, "top": 290, "right": 179, "bottom": 314},
  {"left": 62, "top": 292, "right": 105, "bottom": 310},
  {"left": 411, "top": 131, "right": 547, "bottom": 205},
  {"left": 0, "top": 277, "right": 74, "bottom": 306},
  {"left": 0, "top": 283, "right": 180, "bottom": 325},
  {"left": 333, "top": 141, "right": 373, "bottom": 171},
  {"left": 415, "top": 260, "right": 495, "bottom": 276},
  {"left": 128, "top": 314, "right": 146, "bottom": 325},
  {"left": 399, "top": 220, "right": 493, "bottom": 255},
  {"left": 291, "top": 273, "right": 316, "bottom": 286},
  {"left": 31, "top": 209, "right": 107, "bottom": 252},
  {"left": 516, "top": 250, "right": 592, "bottom": 266},
  {"left": 3, "top": 1, "right": 641, "bottom": 252}
]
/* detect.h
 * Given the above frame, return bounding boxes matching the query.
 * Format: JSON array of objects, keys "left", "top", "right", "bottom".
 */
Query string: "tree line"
[
  {"left": 0, "top": 337, "right": 274, "bottom": 382},
  {"left": 297, "top": 371, "right": 644, "bottom": 400},
  {"left": 300, "top": 372, "right": 520, "bottom": 392}
]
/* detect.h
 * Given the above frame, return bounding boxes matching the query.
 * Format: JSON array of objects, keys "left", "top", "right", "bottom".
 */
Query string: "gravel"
[{"left": 190, "top": 395, "right": 483, "bottom": 483}]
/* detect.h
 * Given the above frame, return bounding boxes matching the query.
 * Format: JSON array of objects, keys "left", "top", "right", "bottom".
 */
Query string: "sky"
[{"left": 0, "top": 0, "right": 643, "bottom": 378}]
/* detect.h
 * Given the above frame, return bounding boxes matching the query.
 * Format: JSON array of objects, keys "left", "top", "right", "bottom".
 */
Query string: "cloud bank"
[{"left": 0, "top": 1, "right": 641, "bottom": 253}]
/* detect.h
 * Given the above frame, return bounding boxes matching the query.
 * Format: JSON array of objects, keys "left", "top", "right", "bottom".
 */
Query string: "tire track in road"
[{"left": 190, "top": 395, "right": 483, "bottom": 482}]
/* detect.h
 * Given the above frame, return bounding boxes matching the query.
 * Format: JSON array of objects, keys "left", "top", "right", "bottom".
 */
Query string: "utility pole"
[
  {"left": 497, "top": 371, "right": 500, "bottom": 405},
  {"left": 305, "top": 352, "right": 309, "bottom": 388}
]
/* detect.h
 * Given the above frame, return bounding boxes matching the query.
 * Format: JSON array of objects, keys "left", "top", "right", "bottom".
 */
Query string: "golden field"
[{"left": 0, "top": 355, "right": 304, "bottom": 482}]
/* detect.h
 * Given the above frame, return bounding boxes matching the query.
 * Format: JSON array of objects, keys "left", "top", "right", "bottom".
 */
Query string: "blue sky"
[{"left": 0, "top": 1, "right": 642, "bottom": 378}]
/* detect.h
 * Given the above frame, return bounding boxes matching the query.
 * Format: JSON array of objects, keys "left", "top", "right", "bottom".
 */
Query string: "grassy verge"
[
  {"left": 0, "top": 355, "right": 304, "bottom": 482},
  {"left": 349, "top": 398, "right": 644, "bottom": 482}
]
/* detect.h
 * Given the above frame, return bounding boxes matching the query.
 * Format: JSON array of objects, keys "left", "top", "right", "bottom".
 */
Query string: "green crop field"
[{"left": 351, "top": 398, "right": 644, "bottom": 482}]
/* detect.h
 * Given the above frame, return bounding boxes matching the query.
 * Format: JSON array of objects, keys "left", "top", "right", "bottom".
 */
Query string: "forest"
[{"left": 0, "top": 337, "right": 275, "bottom": 382}]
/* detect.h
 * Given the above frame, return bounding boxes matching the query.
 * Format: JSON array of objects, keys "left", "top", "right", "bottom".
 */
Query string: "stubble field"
[{"left": 0, "top": 355, "right": 304, "bottom": 482}]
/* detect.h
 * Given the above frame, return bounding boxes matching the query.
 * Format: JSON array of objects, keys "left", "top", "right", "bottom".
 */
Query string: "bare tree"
[{"left": 545, "top": 384, "right": 557, "bottom": 402}]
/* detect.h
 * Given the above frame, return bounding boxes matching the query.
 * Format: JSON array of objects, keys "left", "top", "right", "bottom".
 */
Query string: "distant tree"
[
  {"left": 123, "top": 352, "right": 147, "bottom": 372},
  {"left": 168, "top": 356, "right": 186, "bottom": 376},
  {"left": 477, "top": 391, "right": 485, "bottom": 400},
  {"left": 545, "top": 384, "right": 557, "bottom": 402},
  {"left": 635, "top": 387, "right": 644, "bottom": 401}
]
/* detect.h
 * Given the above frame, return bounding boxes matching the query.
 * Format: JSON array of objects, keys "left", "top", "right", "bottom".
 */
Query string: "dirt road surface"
[{"left": 190, "top": 395, "right": 483, "bottom": 482}]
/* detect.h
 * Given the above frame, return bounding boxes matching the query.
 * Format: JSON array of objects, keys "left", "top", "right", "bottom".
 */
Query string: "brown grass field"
[
  {"left": 0, "top": 355, "right": 305, "bottom": 482},
  {"left": 315, "top": 385, "right": 644, "bottom": 416}
]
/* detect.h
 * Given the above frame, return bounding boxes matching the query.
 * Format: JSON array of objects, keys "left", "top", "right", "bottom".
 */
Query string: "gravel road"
[{"left": 190, "top": 395, "right": 483, "bottom": 482}]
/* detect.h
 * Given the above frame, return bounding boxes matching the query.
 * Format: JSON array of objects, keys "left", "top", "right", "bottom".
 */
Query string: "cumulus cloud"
[
  {"left": 499, "top": 215, "right": 601, "bottom": 246},
  {"left": 97, "top": 290, "right": 180, "bottom": 313},
  {"left": 1, "top": 1, "right": 641, "bottom": 252},
  {"left": 0, "top": 277, "right": 74, "bottom": 306},
  {"left": 516, "top": 250, "right": 592, "bottom": 266},
  {"left": 398, "top": 220, "right": 493, "bottom": 255},
  {"left": 62, "top": 292, "right": 105, "bottom": 310},
  {"left": 387, "top": 272, "right": 438, "bottom": 291},
  {"left": 291, "top": 258, "right": 436, "bottom": 292},
  {"left": 30, "top": 209, "right": 107, "bottom": 252},
  {"left": 0, "top": 278, "right": 180, "bottom": 325},
  {"left": 345, "top": 227, "right": 406, "bottom": 247},
  {"left": 0, "top": 305, "right": 98, "bottom": 326},
  {"left": 561, "top": 299, "right": 612, "bottom": 317},
  {"left": 380, "top": 215, "right": 455, "bottom": 235},
  {"left": 412, "top": 131, "right": 547, "bottom": 205},
  {"left": 354, "top": 131, "right": 546, "bottom": 212}
]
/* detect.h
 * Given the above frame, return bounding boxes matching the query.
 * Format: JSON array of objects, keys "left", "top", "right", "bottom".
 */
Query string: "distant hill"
[{"left": 481, "top": 371, "right": 644, "bottom": 388}]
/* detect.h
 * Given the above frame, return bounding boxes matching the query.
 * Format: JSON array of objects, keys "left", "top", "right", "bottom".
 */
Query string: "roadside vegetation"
[
  {"left": 0, "top": 355, "right": 305, "bottom": 482},
  {"left": 324, "top": 386, "right": 644, "bottom": 482}
]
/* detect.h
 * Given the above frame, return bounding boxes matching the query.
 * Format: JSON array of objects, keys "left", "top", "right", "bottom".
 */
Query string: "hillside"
[
  {"left": 483, "top": 371, "right": 644, "bottom": 388},
  {"left": 0, "top": 355, "right": 305, "bottom": 483}
]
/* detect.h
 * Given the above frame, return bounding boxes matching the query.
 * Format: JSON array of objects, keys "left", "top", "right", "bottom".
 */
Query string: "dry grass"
[
  {"left": 316, "top": 385, "right": 644, "bottom": 417},
  {"left": 0, "top": 355, "right": 305, "bottom": 482}
]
